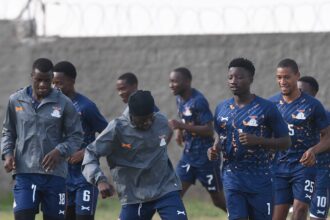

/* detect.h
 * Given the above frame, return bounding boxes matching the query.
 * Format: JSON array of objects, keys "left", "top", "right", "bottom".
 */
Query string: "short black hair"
[
  {"left": 53, "top": 61, "right": 77, "bottom": 79},
  {"left": 228, "top": 58, "right": 255, "bottom": 77},
  {"left": 277, "top": 58, "right": 299, "bottom": 73},
  {"left": 173, "top": 67, "right": 192, "bottom": 81},
  {"left": 298, "top": 76, "right": 319, "bottom": 93},
  {"left": 32, "top": 58, "right": 53, "bottom": 73},
  {"left": 118, "top": 72, "right": 138, "bottom": 86}
]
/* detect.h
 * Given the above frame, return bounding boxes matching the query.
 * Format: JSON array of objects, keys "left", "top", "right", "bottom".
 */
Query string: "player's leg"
[
  {"left": 119, "top": 202, "right": 155, "bottom": 220},
  {"left": 196, "top": 162, "right": 226, "bottom": 212},
  {"left": 223, "top": 188, "right": 248, "bottom": 220},
  {"left": 41, "top": 175, "right": 66, "bottom": 220},
  {"left": 75, "top": 184, "right": 99, "bottom": 220},
  {"left": 175, "top": 160, "right": 195, "bottom": 197},
  {"left": 309, "top": 169, "right": 330, "bottom": 220},
  {"left": 155, "top": 191, "right": 188, "bottom": 220},
  {"left": 13, "top": 174, "right": 41, "bottom": 220},
  {"left": 65, "top": 188, "right": 76, "bottom": 220},
  {"left": 291, "top": 167, "right": 316, "bottom": 220},
  {"left": 272, "top": 174, "right": 293, "bottom": 220},
  {"left": 247, "top": 190, "right": 272, "bottom": 220}
]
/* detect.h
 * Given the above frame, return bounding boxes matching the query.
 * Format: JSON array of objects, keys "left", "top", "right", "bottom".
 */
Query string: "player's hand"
[
  {"left": 207, "top": 145, "right": 219, "bottom": 161},
  {"left": 68, "top": 149, "right": 85, "bottom": 164},
  {"left": 239, "top": 133, "right": 260, "bottom": 147},
  {"left": 300, "top": 148, "right": 316, "bottom": 167},
  {"left": 42, "top": 148, "right": 62, "bottom": 172},
  {"left": 168, "top": 119, "right": 183, "bottom": 130},
  {"left": 4, "top": 154, "right": 15, "bottom": 172},
  {"left": 98, "top": 181, "right": 115, "bottom": 199}
]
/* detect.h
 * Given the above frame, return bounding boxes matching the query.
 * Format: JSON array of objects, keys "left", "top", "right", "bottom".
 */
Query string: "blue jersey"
[
  {"left": 269, "top": 92, "right": 329, "bottom": 166},
  {"left": 68, "top": 93, "right": 108, "bottom": 186},
  {"left": 176, "top": 88, "right": 214, "bottom": 167},
  {"left": 315, "top": 110, "right": 330, "bottom": 168},
  {"left": 214, "top": 96, "right": 289, "bottom": 174}
]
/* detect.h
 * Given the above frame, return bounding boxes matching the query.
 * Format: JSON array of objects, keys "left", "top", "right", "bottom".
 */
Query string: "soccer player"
[
  {"left": 82, "top": 90, "right": 187, "bottom": 220},
  {"left": 168, "top": 67, "right": 226, "bottom": 212},
  {"left": 297, "top": 76, "right": 330, "bottom": 220},
  {"left": 1, "top": 58, "right": 83, "bottom": 220},
  {"left": 52, "top": 61, "right": 108, "bottom": 220},
  {"left": 116, "top": 72, "right": 159, "bottom": 114},
  {"left": 208, "top": 58, "right": 291, "bottom": 220},
  {"left": 270, "top": 58, "right": 330, "bottom": 220}
]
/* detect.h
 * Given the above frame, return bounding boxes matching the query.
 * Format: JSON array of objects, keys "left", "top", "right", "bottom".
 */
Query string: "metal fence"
[{"left": 1, "top": 0, "right": 330, "bottom": 37}]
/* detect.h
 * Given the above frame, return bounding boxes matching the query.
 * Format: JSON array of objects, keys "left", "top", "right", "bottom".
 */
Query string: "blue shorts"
[
  {"left": 273, "top": 165, "right": 316, "bottom": 205},
  {"left": 310, "top": 168, "right": 330, "bottom": 218},
  {"left": 67, "top": 183, "right": 99, "bottom": 215},
  {"left": 119, "top": 191, "right": 187, "bottom": 220},
  {"left": 225, "top": 188, "right": 272, "bottom": 220},
  {"left": 176, "top": 159, "right": 222, "bottom": 192},
  {"left": 13, "top": 174, "right": 66, "bottom": 219}
]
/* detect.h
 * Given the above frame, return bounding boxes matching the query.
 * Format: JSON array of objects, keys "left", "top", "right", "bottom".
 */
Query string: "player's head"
[
  {"left": 298, "top": 76, "right": 319, "bottom": 97},
  {"left": 276, "top": 58, "right": 300, "bottom": 96},
  {"left": 31, "top": 58, "right": 54, "bottom": 99},
  {"left": 227, "top": 58, "right": 255, "bottom": 96},
  {"left": 128, "top": 90, "right": 155, "bottom": 130},
  {"left": 169, "top": 67, "right": 192, "bottom": 96},
  {"left": 117, "top": 72, "right": 138, "bottom": 103},
  {"left": 52, "top": 61, "right": 77, "bottom": 96}
]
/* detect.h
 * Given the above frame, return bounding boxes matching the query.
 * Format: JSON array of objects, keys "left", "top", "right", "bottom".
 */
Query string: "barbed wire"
[{"left": 1, "top": 0, "right": 330, "bottom": 37}]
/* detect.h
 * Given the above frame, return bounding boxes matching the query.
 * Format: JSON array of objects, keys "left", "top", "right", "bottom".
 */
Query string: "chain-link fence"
[{"left": 1, "top": 0, "right": 330, "bottom": 37}]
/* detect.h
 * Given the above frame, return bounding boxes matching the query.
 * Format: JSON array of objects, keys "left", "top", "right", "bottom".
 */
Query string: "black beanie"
[{"left": 128, "top": 90, "right": 155, "bottom": 116}]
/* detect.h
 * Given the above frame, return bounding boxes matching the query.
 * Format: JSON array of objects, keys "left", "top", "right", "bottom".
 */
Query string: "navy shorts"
[
  {"left": 273, "top": 165, "right": 316, "bottom": 205},
  {"left": 176, "top": 159, "right": 222, "bottom": 192},
  {"left": 119, "top": 191, "right": 187, "bottom": 220},
  {"left": 67, "top": 183, "right": 99, "bottom": 215},
  {"left": 223, "top": 169, "right": 272, "bottom": 220},
  {"left": 13, "top": 174, "right": 66, "bottom": 219},
  {"left": 310, "top": 168, "right": 330, "bottom": 218}
]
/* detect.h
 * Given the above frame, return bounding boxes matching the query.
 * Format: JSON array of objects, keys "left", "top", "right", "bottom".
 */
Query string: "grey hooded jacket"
[
  {"left": 1, "top": 86, "right": 83, "bottom": 178},
  {"left": 82, "top": 112, "right": 181, "bottom": 205}
]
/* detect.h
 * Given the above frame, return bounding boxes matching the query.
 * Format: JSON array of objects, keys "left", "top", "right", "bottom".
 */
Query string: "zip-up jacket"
[
  {"left": 82, "top": 112, "right": 181, "bottom": 205},
  {"left": 1, "top": 86, "right": 83, "bottom": 178}
]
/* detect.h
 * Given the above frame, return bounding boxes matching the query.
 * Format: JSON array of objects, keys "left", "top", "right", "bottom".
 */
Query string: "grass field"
[{"left": 1, "top": 197, "right": 228, "bottom": 220}]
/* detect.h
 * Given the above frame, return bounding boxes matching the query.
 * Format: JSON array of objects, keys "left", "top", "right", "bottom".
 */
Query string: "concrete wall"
[{"left": 1, "top": 20, "right": 330, "bottom": 201}]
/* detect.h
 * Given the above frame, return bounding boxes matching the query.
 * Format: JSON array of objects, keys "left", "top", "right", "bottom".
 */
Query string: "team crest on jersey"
[
  {"left": 243, "top": 116, "right": 258, "bottom": 127},
  {"left": 159, "top": 135, "right": 167, "bottom": 146},
  {"left": 279, "top": 100, "right": 284, "bottom": 105},
  {"left": 51, "top": 106, "right": 62, "bottom": 118},
  {"left": 182, "top": 107, "right": 192, "bottom": 116},
  {"left": 292, "top": 110, "right": 306, "bottom": 120}
]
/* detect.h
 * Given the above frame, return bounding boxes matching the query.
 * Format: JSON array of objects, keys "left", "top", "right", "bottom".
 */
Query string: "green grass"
[{"left": 1, "top": 196, "right": 227, "bottom": 220}]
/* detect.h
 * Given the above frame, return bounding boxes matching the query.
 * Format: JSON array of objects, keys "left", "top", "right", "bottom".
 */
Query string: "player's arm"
[
  {"left": 1, "top": 99, "right": 17, "bottom": 172},
  {"left": 300, "top": 126, "right": 330, "bottom": 166},
  {"left": 69, "top": 103, "right": 108, "bottom": 164},
  {"left": 82, "top": 120, "right": 117, "bottom": 198},
  {"left": 208, "top": 135, "right": 220, "bottom": 161},
  {"left": 239, "top": 133, "right": 291, "bottom": 151},
  {"left": 239, "top": 103, "right": 291, "bottom": 151},
  {"left": 300, "top": 101, "right": 330, "bottom": 166},
  {"left": 168, "top": 120, "right": 214, "bottom": 137}
]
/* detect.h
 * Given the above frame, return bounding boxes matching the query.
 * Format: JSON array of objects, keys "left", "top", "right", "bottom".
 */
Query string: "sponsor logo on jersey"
[
  {"left": 121, "top": 143, "right": 132, "bottom": 149},
  {"left": 15, "top": 106, "right": 23, "bottom": 112},
  {"left": 292, "top": 110, "right": 306, "bottom": 120},
  {"left": 243, "top": 116, "right": 258, "bottom": 127}
]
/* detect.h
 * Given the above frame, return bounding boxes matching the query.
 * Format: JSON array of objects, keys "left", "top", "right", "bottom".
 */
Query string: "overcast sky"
[{"left": 1, "top": 0, "right": 330, "bottom": 36}]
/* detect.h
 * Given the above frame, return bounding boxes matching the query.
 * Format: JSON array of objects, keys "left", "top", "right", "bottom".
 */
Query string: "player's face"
[
  {"left": 276, "top": 67, "right": 300, "bottom": 96},
  {"left": 169, "top": 71, "right": 188, "bottom": 96},
  {"left": 227, "top": 67, "right": 252, "bottom": 96},
  {"left": 31, "top": 68, "right": 53, "bottom": 100},
  {"left": 297, "top": 81, "right": 316, "bottom": 97},
  {"left": 130, "top": 113, "right": 154, "bottom": 130},
  {"left": 116, "top": 79, "right": 137, "bottom": 103},
  {"left": 52, "top": 72, "right": 74, "bottom": 96}
]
